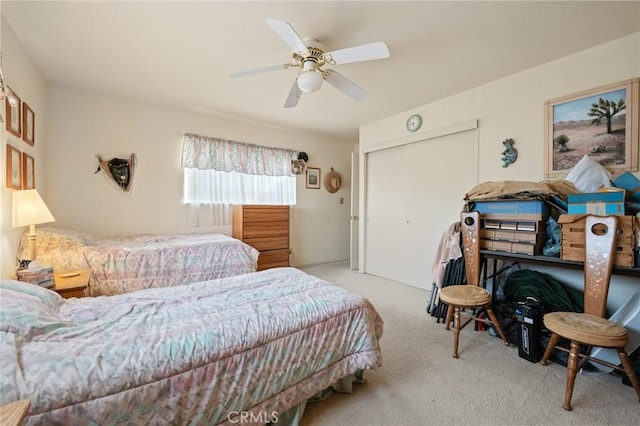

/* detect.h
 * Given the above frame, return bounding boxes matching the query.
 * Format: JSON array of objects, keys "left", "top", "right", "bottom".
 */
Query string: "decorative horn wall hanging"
[{"left": 95, "top": 154, "right": 136, "bottom": 192}]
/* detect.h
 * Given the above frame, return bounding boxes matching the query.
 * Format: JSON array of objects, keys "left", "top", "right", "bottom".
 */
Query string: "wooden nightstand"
[
  {"left": 0, "top": 399, "right": 30, "bottom": 426},
  {"left": 53, "top": 269, "right": 91, "bottom": 299}
]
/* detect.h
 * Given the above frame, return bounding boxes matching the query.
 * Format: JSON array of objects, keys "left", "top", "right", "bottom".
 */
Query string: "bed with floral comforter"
[
  {"left": 0, "top": 267, "right": 383, "bottom": 425},
  {"left": 17, "top": 226, "right": 259, "bottom": 296}
]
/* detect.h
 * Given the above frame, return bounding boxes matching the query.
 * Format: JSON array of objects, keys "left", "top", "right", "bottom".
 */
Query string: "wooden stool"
[
  {"left": 439, "top": 211, "right": 510, "bottom": 358},
  {"left": 540, "top": 215, "right": 640, "bottom": 410}
]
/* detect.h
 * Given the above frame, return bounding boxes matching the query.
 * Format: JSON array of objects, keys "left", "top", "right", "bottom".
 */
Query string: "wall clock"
[{"left": 406, "top": 114, "right": 422, "bottom": 132}]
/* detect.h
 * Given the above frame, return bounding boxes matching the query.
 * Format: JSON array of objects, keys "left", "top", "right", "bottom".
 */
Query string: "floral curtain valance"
[{"left": 181, "top": 133, "right": 298, "bottom": 177}]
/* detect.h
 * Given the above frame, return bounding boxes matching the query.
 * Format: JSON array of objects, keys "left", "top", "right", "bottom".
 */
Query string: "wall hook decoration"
[
  {"left": 95, "top": 154, "right": 136, "bottom": 191},
  {"left": 501, "top": 138, "right": 518, "bottom": 168},
  {"left": 291, "top": 151, "right": 309, "bottom": 175}
]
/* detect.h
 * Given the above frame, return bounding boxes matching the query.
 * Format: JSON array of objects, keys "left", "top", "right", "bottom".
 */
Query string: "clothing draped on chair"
[
  {"left": 429, "top": 257, "right": 466, "bottom": 321},
  {"left": 431, "top": 221, "right": 462, "bottom": 289},
  {"left": 427, "top": 221, "right": 463, "bottom": 317}
]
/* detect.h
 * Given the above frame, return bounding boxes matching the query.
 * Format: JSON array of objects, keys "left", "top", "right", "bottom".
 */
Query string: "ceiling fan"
[{"left": 228, "top": 19, "right": 390, "bottom": 108}]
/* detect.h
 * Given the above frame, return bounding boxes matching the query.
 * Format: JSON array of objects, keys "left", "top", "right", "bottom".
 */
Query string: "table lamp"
[{"left": 12, "top": 189, "right": 55, "bottom": 261}]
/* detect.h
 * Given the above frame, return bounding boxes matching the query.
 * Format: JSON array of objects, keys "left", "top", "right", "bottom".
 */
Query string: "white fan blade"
[
  {"left": 284, "top": 79, "right": 302, "bottom": 108},
  {"left": 266, "top": 19, "right": 309, "bottom": 54},
  {"left": 326, "top": 41, "right": 390, "bottom": 65},
  {"left": 323, "top": 70, "right": 367, "bottom": 101},
  {"left": 228, "top": 64, "right": 286, "bottom": 79}
]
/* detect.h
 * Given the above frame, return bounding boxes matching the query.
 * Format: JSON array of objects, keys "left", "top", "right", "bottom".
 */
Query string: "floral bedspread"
[
  {"left": 17, "top": 227, "right": 259, "bottom": 296},
  {"left": 0, "top": 268, "right": 383, "bottom": 425}
]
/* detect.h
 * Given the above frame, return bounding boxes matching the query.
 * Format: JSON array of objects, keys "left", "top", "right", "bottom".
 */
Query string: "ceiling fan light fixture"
[
  {"left": 228, "top": 19, "right": 390, "bottom": 107},
  {"left": 297, "top": 61, "right": 323, "bottom": 93},
  {"left": 297, "top": 71, "right": 323, "bottom": 93}
]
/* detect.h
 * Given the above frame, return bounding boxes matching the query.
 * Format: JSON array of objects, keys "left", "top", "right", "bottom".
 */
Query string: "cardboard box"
[
  {"left": 567, "top": 202, "right": 625, "bottom": 215},
  {"left": 480, "top": 229, "right": 545, "bottom": 244},
  {"left": 470, "top": 199, "right": 549, "bottom": 221},
  {"left": 482, "top": 219, "right": 544, "bottom": 233},
  {"left": 558, "top": 214, "right": 636, "bottom": 267},
  {"left": 480, "top": 239, "right": 542, "bottom": 255},
  {"left": 511, "top": 242, "right": 542, "bottom": 256},
  {"left": 612, "top": 170, "right": 640, "bottom": 202},
  {"left": 567, "top": 189, "right": 625, "bottom": 215},
  {"left": 567, "top": 189, "right": 626, "bottom": 203},
  {"left": 479, "top": 215, "right": 546, "bottom": 256}
]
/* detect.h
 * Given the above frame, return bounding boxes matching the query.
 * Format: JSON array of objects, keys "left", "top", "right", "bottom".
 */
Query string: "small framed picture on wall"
[
  {"left": 5, "top": 88, "right": 21, "bottom": 138},
  {"left": 22, "top": 102, "right": 35, "bottom": 146},
  {"left": 22, "top": 152, "right": 35, "bottom": 189},
  {"left": 6, "top": 143, "right": 22, "bottom": 190},
  {"left": 306, "top": 167, "right": 321, "bottom": 189}
]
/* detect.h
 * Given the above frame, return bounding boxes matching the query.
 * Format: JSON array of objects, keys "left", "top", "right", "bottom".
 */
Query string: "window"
[
  {"left": 183, "top": 169, "right": 296, "bottom": 205},
  {"left": 181, "top": 133, "right": 297, "bottom": 225}
]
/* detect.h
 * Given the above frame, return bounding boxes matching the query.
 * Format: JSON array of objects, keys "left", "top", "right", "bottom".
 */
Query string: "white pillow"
[
  {"left": 0, "top": 281, "right": 70, "bottom": 338},
  {"left": 564, "top": 155, "right": 612, "bottom": 193}
]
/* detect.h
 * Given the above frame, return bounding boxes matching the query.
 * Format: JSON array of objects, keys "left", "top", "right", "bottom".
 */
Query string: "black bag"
[{"left": 503, "top": 269, "right": 584, "bottom": 313}]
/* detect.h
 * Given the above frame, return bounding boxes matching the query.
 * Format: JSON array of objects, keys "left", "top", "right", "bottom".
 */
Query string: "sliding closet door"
[
  {"left": 403, "top": 131, "right": 478, "bottom": 288},
  {"left": 365, "top": 145, "right": 410, "bottom": 283},
  {"left": 365, "top": 130, "right": 478, "bottom": 289}
]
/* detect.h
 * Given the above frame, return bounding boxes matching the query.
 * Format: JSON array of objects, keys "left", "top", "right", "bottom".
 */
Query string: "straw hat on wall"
[{"left": 324, "top": 167, "right": 342, "bottom": 193}]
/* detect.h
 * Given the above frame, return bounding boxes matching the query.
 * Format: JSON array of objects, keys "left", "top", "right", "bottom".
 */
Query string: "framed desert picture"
[
  {"left": 22, "top": 152, "right": 35, "bottom": 189},
  {"left": 6, "top": 144, "right": 22, "bottom": 190},
  {"left": 22, "top": 102, "right": 35, "bottom": 146},
  {"left": 5, "top": 88, "right": 21, "bottom": 138},
  {"left": 306, "top": 167, "right": 320, "bottom": 189},
  {"left": 544, "top": 78, "right": 639, "bottom": 178}
]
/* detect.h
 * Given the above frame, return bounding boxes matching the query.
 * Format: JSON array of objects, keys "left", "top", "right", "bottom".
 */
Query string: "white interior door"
[
  {"left": 350, "top": 152, "right": 359, "bottom": 270},
  {"left": 364, "top": 130, "right": 478, "bottom": 288}
]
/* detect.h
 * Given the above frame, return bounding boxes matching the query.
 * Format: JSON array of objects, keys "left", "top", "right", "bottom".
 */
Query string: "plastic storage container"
[{"left": 589, "top": 289, "right": 640, "bottom": 373}]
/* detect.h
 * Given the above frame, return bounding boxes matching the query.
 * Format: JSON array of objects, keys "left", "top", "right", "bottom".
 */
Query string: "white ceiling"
[{"left": 3, "top": 1, "right": 639, "bottom": 141}]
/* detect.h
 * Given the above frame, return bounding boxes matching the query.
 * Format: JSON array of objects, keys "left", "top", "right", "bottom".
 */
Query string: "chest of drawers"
[{"left": 232, "top": 205, "right": 290, "bottom": 271}]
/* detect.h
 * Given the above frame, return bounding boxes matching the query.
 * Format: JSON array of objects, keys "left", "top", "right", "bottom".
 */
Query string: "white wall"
[
  {"left": 0, "top": 17, "right": 354, "bottom": 275},
  {"left": 360, "top": 33, "right": 640, "bottom": 312},
  {"left": 0, "top": 17, "right": 47, "bottom": 278},
  {"left": 44, "top": 85, "right": 354, "bottom": 268},
  {"left": 361, "top": 33, "right": 640, "bottom": 181}
]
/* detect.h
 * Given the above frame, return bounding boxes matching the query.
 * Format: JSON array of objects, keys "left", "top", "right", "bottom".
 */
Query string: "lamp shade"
[{"left": 12, "top": 189, "right": 55, "bottom": 228}]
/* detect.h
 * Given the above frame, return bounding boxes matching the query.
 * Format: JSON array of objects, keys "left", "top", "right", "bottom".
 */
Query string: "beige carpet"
[{"left": 299, "top": 262, "right": 640, "bottom": 426}]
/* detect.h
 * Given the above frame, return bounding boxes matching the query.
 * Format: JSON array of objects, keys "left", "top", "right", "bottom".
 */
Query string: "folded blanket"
[{"left": 464, "top": 180, "right": 579, "bottom": 201}]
